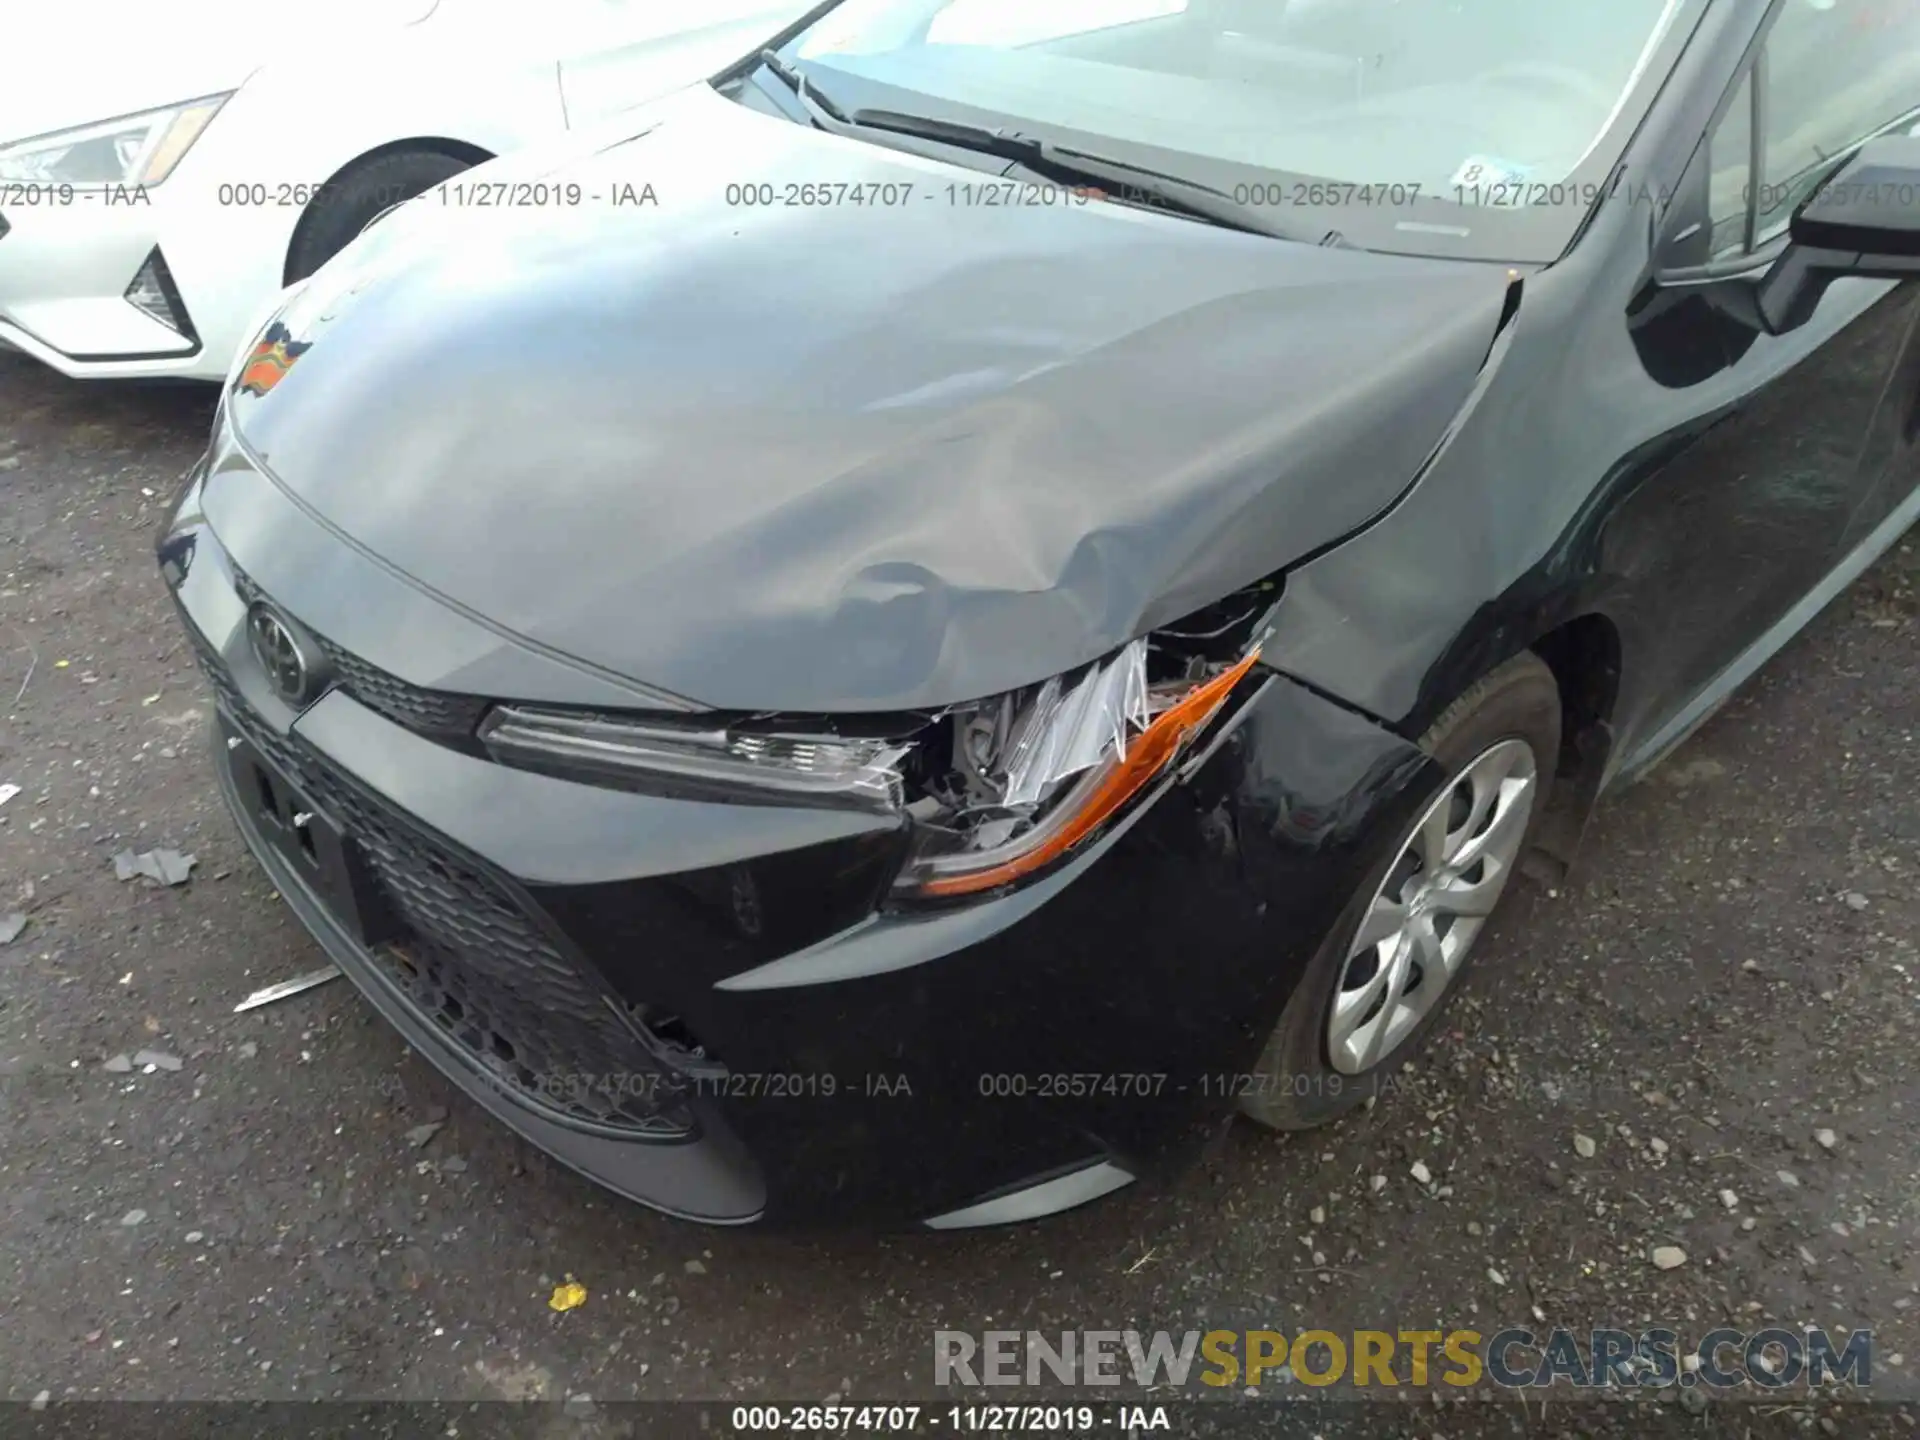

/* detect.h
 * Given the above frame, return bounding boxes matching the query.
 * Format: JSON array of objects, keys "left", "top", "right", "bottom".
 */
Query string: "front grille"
[
  {"left": 314, "top": 635, "right": 490, "bottom": 739},
  {"left": 227, "top": 563, "right": 488, "bottom": 741},
  {"left": 196, "top": 640, "right": 693, "bottom": 1138}
]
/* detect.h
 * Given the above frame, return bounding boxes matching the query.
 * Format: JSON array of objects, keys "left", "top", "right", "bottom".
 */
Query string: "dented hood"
[{"left": 224, "top": 85, "right": 1510, "bottom": 713}]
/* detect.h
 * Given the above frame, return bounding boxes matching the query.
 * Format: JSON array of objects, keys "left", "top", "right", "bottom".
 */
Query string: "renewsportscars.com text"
[{"left": 934, "top": 1327, "right": 1874, "bottom": 1390}]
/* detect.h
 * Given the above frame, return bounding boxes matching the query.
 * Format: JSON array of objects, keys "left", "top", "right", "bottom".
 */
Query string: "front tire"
[
  {"left": 285, "top": 149, "right": 479, "bottom": 283},
  {"left": 1238, "top": 650, "right": 1561, "bottom": 1130}
]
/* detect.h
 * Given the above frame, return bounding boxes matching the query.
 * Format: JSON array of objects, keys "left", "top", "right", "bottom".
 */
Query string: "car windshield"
[{"left": 779, "top": 0, "right": 1705, "bottom": 261}]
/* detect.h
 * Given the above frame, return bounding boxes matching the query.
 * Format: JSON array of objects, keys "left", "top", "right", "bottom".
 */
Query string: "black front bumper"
[
  {"left": 210, "top": 711, "right": 770, "bottom": 1220},
  {"left": 164, "top": 459, "right": 1436, "bottom": 1228}
]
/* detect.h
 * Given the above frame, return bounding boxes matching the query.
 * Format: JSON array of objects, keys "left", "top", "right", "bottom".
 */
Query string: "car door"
[
  {"left": 556, "top": 0, "right": 815, "bottom": 127},
  {"left": 1609, "top": 0, "right": 1920, "bottom": 754},
  {"left": 1750, "top": 0, "right": 1920, "bottom": 550}
]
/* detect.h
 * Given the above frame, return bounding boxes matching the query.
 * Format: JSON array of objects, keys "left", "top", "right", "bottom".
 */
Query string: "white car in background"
[{"left": 0, "top": 0, "right": 819, "bottom": 381}]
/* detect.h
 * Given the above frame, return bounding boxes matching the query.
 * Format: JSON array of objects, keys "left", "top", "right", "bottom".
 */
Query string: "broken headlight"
[
  {"left": 895, "top": 637, "right": 1262, "bottom": 901},
  {"left": 479, "top": 588, "right": 1273, "bottom": 882}
]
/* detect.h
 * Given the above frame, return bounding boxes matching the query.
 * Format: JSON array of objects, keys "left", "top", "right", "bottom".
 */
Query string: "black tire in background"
[
  {"left": 284, "top": 148, "right": 482, "bottom": 283},
  {"left": 1238, "top": 650, "right": 1562, "bottom": 1131}
]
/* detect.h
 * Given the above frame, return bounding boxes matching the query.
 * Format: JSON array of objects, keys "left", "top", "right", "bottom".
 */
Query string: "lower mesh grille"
[{"left": 196, "top": 641, "right": 692, "bottom": 1138}]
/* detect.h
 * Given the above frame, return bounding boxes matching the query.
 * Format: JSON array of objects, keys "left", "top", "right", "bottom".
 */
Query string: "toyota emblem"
[{"left": 247, "top": 603, "right": 314, "bottom": 705}]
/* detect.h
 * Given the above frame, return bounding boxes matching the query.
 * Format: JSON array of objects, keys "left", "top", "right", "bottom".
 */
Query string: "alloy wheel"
[{"left": 1326, "top": 737, "right": 1538, "bottom": 1075}]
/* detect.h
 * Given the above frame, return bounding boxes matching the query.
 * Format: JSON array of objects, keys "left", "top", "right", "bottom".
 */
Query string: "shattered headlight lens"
[
  {"left": 479, "top": 595, "right": 1271, "bottom": 883},
  {"left": 479, "top": 709, "right": 913, "bottom": 814},
  {"left": 896, "top": 638, "right": 1261, "bottom": 901}
]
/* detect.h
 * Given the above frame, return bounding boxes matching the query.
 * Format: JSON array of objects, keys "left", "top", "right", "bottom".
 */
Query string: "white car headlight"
[{"left": 0, "top": 94, "right": 230, "bottom": 186}]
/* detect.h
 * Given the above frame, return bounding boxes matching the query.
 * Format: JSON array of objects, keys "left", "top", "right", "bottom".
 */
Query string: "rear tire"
[
  {"left": 1238, "top": 651, "right": 1561, "bottom": 1130},
  {"left": 285, "top": 148, "right": 479, "bottom": 283}
]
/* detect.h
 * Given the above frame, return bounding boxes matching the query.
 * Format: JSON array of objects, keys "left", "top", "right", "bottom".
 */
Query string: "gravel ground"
[{"left": 1, "top": 350, "right": 1916, "bottom": 1438}]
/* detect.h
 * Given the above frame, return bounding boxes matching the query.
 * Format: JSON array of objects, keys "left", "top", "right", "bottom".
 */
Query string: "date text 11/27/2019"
[{"left": 727, "top": 1404, "right": 1172, "bottom": 1432}]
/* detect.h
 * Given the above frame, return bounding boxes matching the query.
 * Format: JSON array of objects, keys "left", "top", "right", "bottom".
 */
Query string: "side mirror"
[{"left": 1757, "top": 132, "right": 1920, "bottom": 335}]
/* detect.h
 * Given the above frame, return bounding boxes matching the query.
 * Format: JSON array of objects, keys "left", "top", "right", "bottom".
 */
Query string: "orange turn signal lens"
[
  {"left": 911, "top": 649, "right": 1261, "bottom": 898},
  {"left": 136, "top": 96, "right": 230, "bottom": 186}
]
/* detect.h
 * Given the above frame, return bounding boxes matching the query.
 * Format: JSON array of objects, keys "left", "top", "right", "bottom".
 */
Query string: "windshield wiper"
[
  {"left": 757, "top": 48, "right": 852, "bottom": 125},
  {"left": 839, "top": 108, "right": 1305, "bottom": 241},
  {"left": 753, "top": 57, "right": 1305, "bottom": 242}
]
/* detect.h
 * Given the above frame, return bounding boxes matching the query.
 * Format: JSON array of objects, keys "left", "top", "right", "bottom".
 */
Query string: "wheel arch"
[
  {"left": 281, "top": 136, "right": 497, "bottom": 285},
  {"left": 1385, "top": 604, "right": 1625, "bottom": 883},
  {"left": 1524, "top": 611, "right": 1624, "bottom": 881}
]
